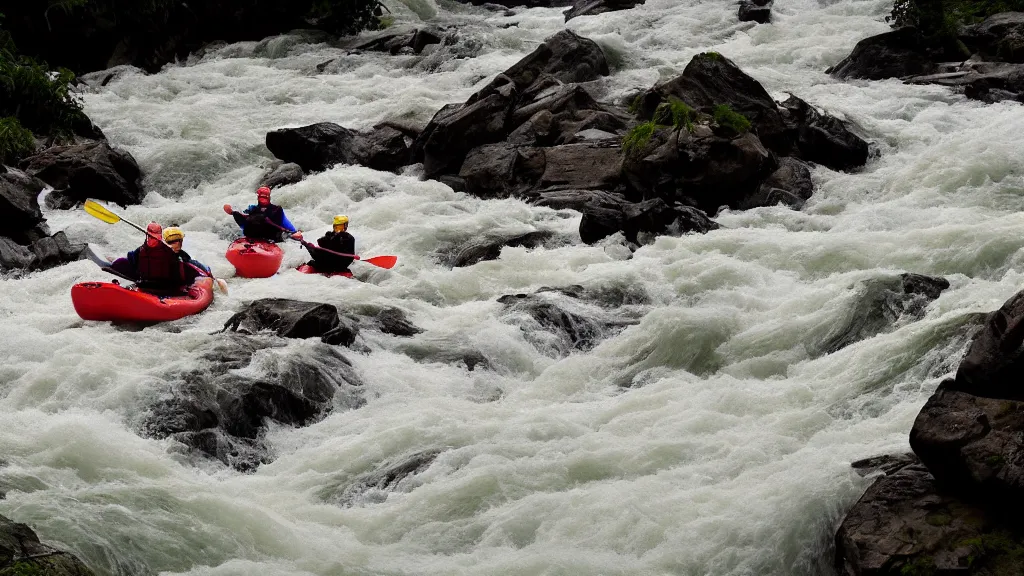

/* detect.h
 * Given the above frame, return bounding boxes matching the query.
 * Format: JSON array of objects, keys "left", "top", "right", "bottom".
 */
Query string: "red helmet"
[
  {"left": 257, "top": 186, "right": 271, "bottom": 198},
  {"left": 146, "top": 222, "right": 162, "bottom": 247}
]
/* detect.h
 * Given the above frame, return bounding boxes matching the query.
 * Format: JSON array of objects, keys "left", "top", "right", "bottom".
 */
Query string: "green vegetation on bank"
[
  {"left": 0, "top": 11, "right": 86, "bottom": 164},
  {"left": 889, "top": 0, "right": 1024, "bottom": 34}
]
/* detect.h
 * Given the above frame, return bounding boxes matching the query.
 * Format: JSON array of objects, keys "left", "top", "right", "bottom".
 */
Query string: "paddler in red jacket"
[{"left": 109, "top": 222, "right": 188, "bottom": 294}]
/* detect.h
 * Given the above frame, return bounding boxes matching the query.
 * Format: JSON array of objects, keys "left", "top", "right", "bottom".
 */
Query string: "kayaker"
[
  {"left": 304, "top": 215, "right": 356, "bottom": 274},
  {"left": 109, "top": 222, "right": 187, "bottom": 294},
  {"left": 222, "top": 186, "right": 303, "bottom": 242},
  {"left": 163, "top": 226, "right": 212, "bottom": 283}
]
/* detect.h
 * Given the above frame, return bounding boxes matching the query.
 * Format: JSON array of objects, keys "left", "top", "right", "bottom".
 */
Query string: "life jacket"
[
  {"left": 243, "top": 204, "right": 284, "bottom": 240},
  {"left": 311, "top": 231, "right": 355, "bottom": 271},
  {"left": 137, "top": 243, "right": 184, "bottom": 287}
]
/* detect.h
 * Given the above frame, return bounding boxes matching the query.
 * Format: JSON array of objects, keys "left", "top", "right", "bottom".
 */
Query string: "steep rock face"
[
  {"left": 20, "top": 142, "right": 144, "bottom": 208},
  {"left": 0, "top": 166, "right": 85, "bottom": 273}
]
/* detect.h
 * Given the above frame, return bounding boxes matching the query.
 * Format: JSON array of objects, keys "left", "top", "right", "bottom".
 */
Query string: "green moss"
[
  {"left": 376, "top": 14, "right": 394, "bottom": 28},
  {"left": 627, "top": 93, "right": 644, "bottom": 115},
  {"left": 712, "top": 104, "right": 751, "bottom": 135},
  {"left": 925, "top": 511, "right": 952, "bottom": 526},
  {"left": 622, "top": 121, "right": 659, "bottom": 157},
  {"left": 0, "top": 116, "right": 36, "bottom": 163},
  {"left": 985, "top": 454, "right": 1006, "bottom": 467},
  {"left": 704, "top": 51, "right": 722, "bottom": 60},
  {"left": 0, "top": 561, "right": 45, "bottom": 576},
  {"left": 653, "top": 97, "right": 698, "bottom": 132},
  {"left": 899, "top": 556, "right": 935, "bottom": 576}
]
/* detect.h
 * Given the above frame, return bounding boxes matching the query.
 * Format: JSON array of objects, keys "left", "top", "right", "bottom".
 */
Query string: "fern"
[
  {"left": 0, "top": 116, "right": 37, "bottom": 163},
  {"left": 622, "top": 121, "right": 659, "bottom": 157},
  {"left": 713, "top": 104, "right": 751, "bottom": 135}
]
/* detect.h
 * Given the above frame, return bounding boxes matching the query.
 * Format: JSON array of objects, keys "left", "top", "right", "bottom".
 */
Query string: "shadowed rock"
[
  {"left": 21, "top": 142, "right": 144, "bottom": 208},
  {"left": 327, "top": 449, "right": 443, "bottom": 506},
  {"left": 1, "top": 513, "right": 95, "bottom": 575},
  {"left": 223, "top": 298, "right": 359, "bottom": 346}
]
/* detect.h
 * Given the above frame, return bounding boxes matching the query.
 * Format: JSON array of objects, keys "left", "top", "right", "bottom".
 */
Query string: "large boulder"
[
  {"left": 344, "top": 27, "right": 443, "bottom": 55},
  {"left": 20, "top": 142, "right": 144, "bottom": 207},
  {"left": 0, "top": 232, "right": 86, "bottom": 273},
  {"left": 827, "top": 27, "right": 942, "bottom": 81},
  {"left": 834, "top": 455, "right": 1024, "bottom": 576},
  {"left": 265, "top": 123, "right": 358, "bottom": 173},
  {"left": 905, "top": 60, "right": 1024, "bottom": 104},
  {"left": 1, "top": 513, "right": 95, "bottom": 575},
  {"left": 738, "top": 0, "right": 772, "bottom": 24},
  {"left": 580, "top": 196, "right": 718, "bottom": 244},
  {"left": 257, "top": 162, "right": 304, "bottom": 189},
  {"left": 636, "top": 52, "right": 790, "bottom": 152},
  {"left": 960, "top": 12, "right": 1024, "bottom": 64},
  {"left": 142, "top": 336, "right": 364, "bottom": 471},
  {"left": 779, "top": 95, "right": 869, "bottom": 171},
  {"left": 223, "top": 298, "right": 359, "bottom": 346}
]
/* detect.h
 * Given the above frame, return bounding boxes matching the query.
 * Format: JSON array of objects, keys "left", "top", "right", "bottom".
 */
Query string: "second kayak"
[
  {"left": 225, "top": 238, "right": 283, "bottom": 278},
  {"left": 296, "top": 263, "right": 353, "bottom": 278}
]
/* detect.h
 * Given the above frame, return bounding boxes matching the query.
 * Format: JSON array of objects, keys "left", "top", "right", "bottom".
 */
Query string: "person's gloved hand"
[
  {"left": 291, "top": 231, "right": 304, "bottom": 241},
  {"left": 222, "top": 204, "right": 233, "bottom": 215}
]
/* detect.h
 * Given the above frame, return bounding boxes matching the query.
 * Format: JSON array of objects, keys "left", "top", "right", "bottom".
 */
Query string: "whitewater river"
[{"left": 4, "top": 0, "right": 1024, "bottom": 574}]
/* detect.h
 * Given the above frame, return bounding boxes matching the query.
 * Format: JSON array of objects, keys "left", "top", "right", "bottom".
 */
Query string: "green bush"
[
  {"left": 888, "top": 0, "right": 1024, "bottom": 34},
  {"left": 622, "top": 121, "right": 659, "bottom": 157},
  {"left": 712, "top": 104, "right": 751, "bottom": 134},
  {"left": 0, "top": 116, "right": 37, "bottom": 163}
]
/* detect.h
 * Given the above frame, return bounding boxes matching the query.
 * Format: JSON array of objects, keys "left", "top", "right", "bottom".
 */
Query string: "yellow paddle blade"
[{"left": 83, "top": 200, "right": 121, "bottom": 224}]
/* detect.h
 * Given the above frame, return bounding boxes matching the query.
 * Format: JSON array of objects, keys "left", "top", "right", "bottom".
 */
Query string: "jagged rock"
[
  {"left": 622, "top": 126, "right": 777, "bottom": 215},
  {"left": 905, "top": 59, "right": 1024, "bottom": 104},
  {"left": 354, "top": 125, "right": 412, "bottom": 172},
  {"left": 738, "top": 0, "right": 771, "bottom": 23},
  {"left": 950, "top": 288, "right": 1024, "bottom": 399},
  {"left": 20, "top": 142, "right": 144, "bottom": 207},
  {"left": 142, "top": 336, "right": 364, "bottom": 471},
  {"left": 0, "top": 165, "right": 47, "bottom": 244},
  {"left": 498, "top": 285, "right": 643, "bottom": 356},
  {"left": 580, "top": 196, "right": 718, "bottom": 244},
  {"left": 0, "top": 232, "right": 85, "bottom": 272},
  {"left": 637, "top": 52, "right": 790, "bottom": 152},
  {"left": 456, "top": 0, "right": 573, "bottom": 7},
  {"left": 258, "top": 162, "right": 304, "bottom": 189},
  {"left": 223, "top": 298, "right": 359, "bottom": 345},
  {"left": 1, "top": 513, "right": 95, "bottom": 575},
  {"left": 345, "top": 27, "right": 442, "bottom": 55},
  {"left": 328, "top": 449, "right": 443, "bottom": 506},
  {"left": 779, "top": 95, "right": 869, "bottom": 171},
  {"left": 413, "top": 30, "right": 609, "bottom": 177},
  {"left": 352, "top": 305, "right": 423, "bottom": 337},
  {"left": 563, "top": 0, "right": 645, "bottom": 22},
  {"left": 737, "top": 156, "right": 814, "bottom": 210},
  {"left": 960, "top": 12, "right": 1024, "bottom": 64},
  {"left": 820, "top": 273, "right": 950, "bottom": 354},
  {"left": 439, "top": 230, "right": 559, "bottom": 267},
  {"left": 834, "top": 455, "right": 1024, "bottom": 576}
]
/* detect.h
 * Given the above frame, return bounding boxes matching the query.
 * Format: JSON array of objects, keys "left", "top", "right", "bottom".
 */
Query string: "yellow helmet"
[
  {"left": 163, "top": 227, "right": 184, "bottom": 242},
  {"left": 333, "top": 215, "right": 349, "bottom": 227}
]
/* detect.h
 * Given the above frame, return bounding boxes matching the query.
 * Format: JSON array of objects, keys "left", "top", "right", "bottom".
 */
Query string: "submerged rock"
[
  {"left": 1, "top": 513, "right": 95, "bottom": 575},
  {"left": 326, "top": 449, "right": 443, "bottom": 507}
]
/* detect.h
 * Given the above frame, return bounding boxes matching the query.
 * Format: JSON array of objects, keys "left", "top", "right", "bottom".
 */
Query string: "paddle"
[
  {"left": 84, "top": 200, "right": 229, "bottom": 294},
  {"left": 262, "top": 218, "right": 397, "bottom": 270}
]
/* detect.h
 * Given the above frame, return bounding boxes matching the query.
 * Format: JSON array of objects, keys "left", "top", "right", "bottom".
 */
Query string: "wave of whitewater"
[{"left": 4, "top": 0, "right": 1024, "bottom": 574}]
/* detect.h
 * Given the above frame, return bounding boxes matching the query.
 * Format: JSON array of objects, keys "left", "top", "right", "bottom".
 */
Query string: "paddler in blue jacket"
[{"left": 222, "top": 186, "right": 303, "bottom": 242}]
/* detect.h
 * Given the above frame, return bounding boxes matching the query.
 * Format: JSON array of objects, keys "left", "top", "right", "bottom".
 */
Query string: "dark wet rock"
[
  {"left": 622, "top": 127, "right": 777, "bottom": 215},
  {"left": 258, "top": 162, "right": 304, "bottom": 189},
  {"left": 563, "top": 0, "right": 645, "bottom": 22},
  {"left": 834, "top": 456, "right": 1024, "bottom": 576},
  {"left": 737, "top": 156, "right": 814, "bottom": 210},
  {"left": 223, "top": 298, "right": 359, "bottom": 345},
  {"left": 779, "top": 95, "right": 869, "bottom": 171},
  {"left": 413, "top": 30, "right": 609, "bottom": 177},
  {"left": 350, "top": 305, "right": 422, "bottom": 337},
  {"left": 328, "top": 449, "right": 443, "bottom": 506},
  {"left": 960, "top": 12, "right": 1024, "bottom": 64},
  {"left": 950, "top": 288, "right": 1024, "bottom": 400},
  {"left": 905, "top": 59, "right": 1024, "bottom": 104},
  {"left": 0, "top": 166, "right": 47, "bottom": 244},
  {"left": 354, "top": 125, "right": 413, "bottom": 172},
  {"left": 438, "top": 175, "right": 466, "bottom": 192},
  {"left": 439, "top": 230, "right": 560, "bottom": 267},
  {"left": 1, "top": 513, "right": 95, "bottom": 575},
  {"left": 580, "top": 196, "right": 718, "bottom": 245},
  {"left": 459, "top": 141, "right": 623, "bottom": 200},
  {"left": 398, "top": 343, "right": 492, "bottom": 371},
  {"left": 827, "top": 27, "right": 946, "bottom": 81},
  {"left": 738, "top": 0, "right": 772, "bottom": 24},
  {"left": 850, "top": 453, "right": 919, "bottom": 477},
  {"left": 20, "top": 142, "right": 144, "bottom": 208},
  {"left": 265, "top": 123, "right": 358, "bottom": 173},
  {"left": 142, "top": 336, "right": 364, "bottom": 471},
  {"left": 456, "top": 0, "right": 573, "bottom": 7},
  {"left": 0, "top": 231, "right": 86, "bottom": 273},
  {"left": 344, "top": 27, "right": 442, "bottom": 55},
  {"left": 498, "top": 285, "right": 644, "bottom": 356},
  {"left": 821, "top": 273, "right": 950, "bottom": 354}
]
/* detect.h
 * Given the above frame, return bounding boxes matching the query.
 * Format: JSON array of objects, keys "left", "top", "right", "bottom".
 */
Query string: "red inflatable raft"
[
  {"left": 225, "top": 238, "right": 283, "bottom": 278},
  {"left": 71, "top": 277, "right": 215, "bottom": 322},
  {"left": 296, "top": 263, "right": 353, "bottom": 278}
]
